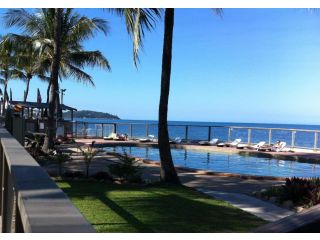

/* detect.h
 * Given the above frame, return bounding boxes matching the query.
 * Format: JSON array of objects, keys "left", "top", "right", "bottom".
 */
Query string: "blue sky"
[{"left": 2, "top": 8, "right": 320, "bottom": 124}]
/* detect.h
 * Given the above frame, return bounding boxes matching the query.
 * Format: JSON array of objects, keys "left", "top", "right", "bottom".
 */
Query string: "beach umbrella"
[
  {"left": 10, "top": 88, "right": 12, "bottom": 102},
  {"left": 37, "top": 88, "right": 42, "bottom": 104}
]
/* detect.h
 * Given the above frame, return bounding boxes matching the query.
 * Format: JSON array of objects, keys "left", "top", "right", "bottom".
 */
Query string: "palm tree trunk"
[
  {"left": 158, "top": 8, "right": 180, "bottom": 184},
  {"left": 42, "top": 8, "right": 63, "bottom": 152},
  {"left": 24, "top": 77, "right": 31, "bottom": 102},
  {"left": 46, "top": 81, "right": 51, "bottom": 103},
  {"left": 2, "top": 82, "right": 8, "bottom": 116}
]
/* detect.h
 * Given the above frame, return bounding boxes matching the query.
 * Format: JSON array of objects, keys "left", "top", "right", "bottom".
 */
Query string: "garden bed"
[{"left": 253, "top": 177, "right": 320, "bottom": 212}]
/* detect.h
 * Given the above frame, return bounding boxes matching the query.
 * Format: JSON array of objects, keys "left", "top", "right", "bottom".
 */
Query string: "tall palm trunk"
[
  {"left": 24, "top": 77, "right": 31, "bottom": 102},
  {"left": 42, "top": 8, "right": 63, "bottom": 152},
  {"left": 46, "top": 81, "right": 51, "bottom": 103},
  {"left": 2, "top": 81, "right": 7, "bottom": 116},
  {"left": 158, "top": 8, "right": 180, "bottom": 184}
]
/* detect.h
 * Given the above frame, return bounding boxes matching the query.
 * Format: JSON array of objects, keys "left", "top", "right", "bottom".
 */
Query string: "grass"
[{"left": 57, "top": 180, "right": 266, "bottom": 233}]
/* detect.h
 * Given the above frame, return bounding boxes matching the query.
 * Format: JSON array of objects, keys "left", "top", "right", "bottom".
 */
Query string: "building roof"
[{"left": 10, "top": 101, "right": 77, "bottom": 111}]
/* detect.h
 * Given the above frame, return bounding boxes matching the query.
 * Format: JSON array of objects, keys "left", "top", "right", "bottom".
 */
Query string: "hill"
[{"left": 63, "top": 110, "right": 120, "bottom": 119}]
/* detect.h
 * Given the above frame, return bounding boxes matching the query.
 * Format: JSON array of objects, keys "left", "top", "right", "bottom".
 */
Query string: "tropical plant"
[
  {"left": 78, "top": 141, "right": 99, "bottom": 178},
  {"left": 109, "top": 151, "right": 143, "bottom": 183},
  {"left": 1, "top": 34, "right": 50, "bottom": 102},
  {"left": 0, "top": 36, "right": 21, "bottom": 115},
  {"left": 3, "top": 8, "right": 111, "bottom": 151},
  {"left": 109, "top": 9, "right": 162, "bottom": 67},
  {"left": 53, "top": 150, "right": 71, "bottom": 177}
]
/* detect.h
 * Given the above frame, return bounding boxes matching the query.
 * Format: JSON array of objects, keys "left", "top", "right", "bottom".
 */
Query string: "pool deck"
[{"left": 75, "top": 138, "right": 320, "bottom": 162}]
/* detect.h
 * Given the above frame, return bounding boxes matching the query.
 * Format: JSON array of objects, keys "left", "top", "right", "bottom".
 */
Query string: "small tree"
[
  {"left": 78, "top": 141, "right": 99, "bottom": 178},
  {"left": 109, "top": 151, "right": 143, "bottom": 183},
  {"left": 53, "top": 150, "right": 71, "bottom": 177}
]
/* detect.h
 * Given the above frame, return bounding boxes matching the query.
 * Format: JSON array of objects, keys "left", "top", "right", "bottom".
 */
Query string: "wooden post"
[
  {"left": 208, "top": 126, "right": 212, "bottom": 141},
  {"left": 71, "top": 110, "right": 74, "bottom": 121},
  {"left": 130, "top": 124, "right": 133, "bottom": 138},
  {"left": 101, "top": 123, "right": 104, "bottom": 138},
  {"left": 268, "top": 129, "right": 272, "bottom": 145},
  {"left": 248, "top": 128, "right": 251, "bottom": 144},
  {"left": 314, "top": 132, "right": 318, "bottom": 151},
  {"left": 75, "top": 121, "right": 77, "bottom": 138},
  {"left": 113, "top": 123, "right": 117, "bottom": 133},
  {"left": 146, "top": 124, "right": 149, "bottom": 137},
  {"left": 291, "top": 130, "right": 296, "bottom": 148},
  {"left": 228, "top": 127, "right": 232, "bottom": 142},
  {"left": 185, "top": 125, "right": 189, "bottom": 142}
]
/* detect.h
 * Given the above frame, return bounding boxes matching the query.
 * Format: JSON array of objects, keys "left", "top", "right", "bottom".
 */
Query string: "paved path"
[{"left": 197, "top": 188, "right": 294, "bottom": 222}]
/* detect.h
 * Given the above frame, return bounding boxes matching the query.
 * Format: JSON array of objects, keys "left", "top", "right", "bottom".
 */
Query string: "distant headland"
[{"left": 63, "top": 110, "right": 120, "bottom": 119}]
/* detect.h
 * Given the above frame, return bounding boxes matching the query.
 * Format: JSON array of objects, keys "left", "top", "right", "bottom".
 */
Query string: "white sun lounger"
[
  {"left": 218, "top": 138, "right": 241, "bottom": 147},
  {"left": 248, "top": 141, "right": 266, "bottom": 150},
  {"left": 199, "top": 138, "right": 219, "bottom": 146},
  {"left": 271, "top": 141, "right": 287, "bottom": 152}
]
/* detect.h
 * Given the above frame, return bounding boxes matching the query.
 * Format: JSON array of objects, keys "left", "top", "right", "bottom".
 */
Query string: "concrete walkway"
[{"left": 197, "top": 188, "right": 294, "bottom": 222}]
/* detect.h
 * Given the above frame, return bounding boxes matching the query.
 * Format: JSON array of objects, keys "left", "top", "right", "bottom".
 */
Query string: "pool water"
[{"left": 104, "top": 146, "right": 320, "bottom": 178}]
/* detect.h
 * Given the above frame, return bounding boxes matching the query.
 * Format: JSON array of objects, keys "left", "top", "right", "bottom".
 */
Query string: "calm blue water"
[
  {"left": 72, "top": 118, "right": 320, "bottom": 149},
  {"left": 104, "top": 146, "right": 320, "bottom": 178}
]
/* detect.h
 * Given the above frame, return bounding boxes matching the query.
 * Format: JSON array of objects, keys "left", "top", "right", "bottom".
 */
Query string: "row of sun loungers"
[
  {"left": 199, "top": 138, "right": 289, "bottom": 152},
  {"left": 103, "top": 133, "right": 290, "bottom": 152}
]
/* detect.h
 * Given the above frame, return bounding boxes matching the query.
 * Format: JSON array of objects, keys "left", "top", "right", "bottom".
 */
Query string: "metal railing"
[
  {"left": 0, "top": 127, "right": 95, "bottom": 233},
  {"left": 71, "top": 121, "right": 320, "bottom": 151}
]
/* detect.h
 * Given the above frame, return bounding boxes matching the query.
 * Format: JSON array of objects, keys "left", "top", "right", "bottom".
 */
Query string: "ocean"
[{"left": 71, "top": 118, "right": 320, "bottom": 149}]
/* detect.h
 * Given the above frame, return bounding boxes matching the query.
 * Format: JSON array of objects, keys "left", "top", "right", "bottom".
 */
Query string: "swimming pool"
[{"left": 103, "top": 146, "right": 320, "bottom": 178}]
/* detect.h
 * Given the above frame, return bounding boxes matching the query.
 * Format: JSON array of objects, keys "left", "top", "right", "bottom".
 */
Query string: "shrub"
[
  {"left": 62, "top": 171, "right": 84, "bottom": 179},
  {"left": 283, "top": 177, "right": 320, "bottom": 206},
  {"left": 78, "top": 141, "right": 99, "bottom": 178},
  {"left": 53, "top": 151, "right": 71, "bottom": 176},
  {"left": 90, "top": 171, "right": 114, "bottom": 182},
  {"left": 109, "top": 152, "right": 143, "bottom": 183}
]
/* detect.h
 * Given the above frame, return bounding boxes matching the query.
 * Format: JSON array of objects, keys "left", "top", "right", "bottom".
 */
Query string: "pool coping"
[
  {"left": 105, "top": 151, "right": 287, "bottom": 181},
  {"left": 77, "top": 139, "right": 320, "bottom": 164}
]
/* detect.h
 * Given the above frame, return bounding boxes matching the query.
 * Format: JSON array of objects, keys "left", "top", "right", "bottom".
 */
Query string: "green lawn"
[{"left": 57, "top": 181, "right": 266, "bottom": 233}]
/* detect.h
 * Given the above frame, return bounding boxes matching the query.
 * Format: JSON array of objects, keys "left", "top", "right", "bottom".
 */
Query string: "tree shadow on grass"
[{"left": 61, "top": 181, "right": 265, "bottom": 233}]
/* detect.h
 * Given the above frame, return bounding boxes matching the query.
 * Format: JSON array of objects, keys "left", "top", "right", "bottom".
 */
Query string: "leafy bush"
[
  {"left": 53, "top": 151, "right": 71, "bottom": 176},
  {"left": 109, "top": 152, "right": 143, "bottom": 183},
  {"left": 62, "top": 171, "right": 84, "bottom": 179},
  {"left": 90, "top": 171, "right": 114, "bottom": 182},
  {"left": 78, "top": 141, "right": 99, "bottom": 178},
  {"left": 283, "top": 177, "right": 320, "bottom": 206}
]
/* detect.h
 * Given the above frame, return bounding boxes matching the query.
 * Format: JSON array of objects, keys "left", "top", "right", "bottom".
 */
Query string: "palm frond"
[
  {"left": 63, "top": 64, "right": 95, "bottom": 86},
  {"left": 109, "top": 8, "right": 162, "bottom": 67},
  {"left": 67, "top": 51, "right": 111, "bottom": 70}
]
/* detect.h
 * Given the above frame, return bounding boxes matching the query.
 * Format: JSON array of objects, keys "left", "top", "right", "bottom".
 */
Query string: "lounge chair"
[
  {"left": 217, "top": 138, "right": 241, "bottom": 147},
  {"left": 138, "top": 135, "right": 156, "bottom": 143},
  {"left": 247, "top": 141, "right": 266, "bottom": 150},
  {"left": 236, "top": 143, "right": 248, "bottom": 149},
  {"left": 170, "top": 137, "right": 182, "bottom": 144},
  {"left": 271, "top": 141, "right": 287, "bottom": 152},
  {"left": 103, "top": 133, "right": 119, "bottom": 140},
  {"left": 199, "top": 138, "right": 219, "bottom": 146}
]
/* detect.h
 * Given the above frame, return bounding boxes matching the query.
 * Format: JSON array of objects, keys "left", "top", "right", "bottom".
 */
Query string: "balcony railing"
[{"left": 0, "top": 127, "right": 95, "bottom": 233}]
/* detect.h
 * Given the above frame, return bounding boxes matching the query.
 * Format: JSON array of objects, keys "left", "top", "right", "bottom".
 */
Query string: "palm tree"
[
  {"left": 158, "top": 9, "right": 223, "bottom": 183},
  {"left": 3, "top": 34, "right": 50, "bottom": 102},
  {"left": 112, "top": 8, "right": 180, "bottom": 183},
  {"left": 0, "top": 36, "right": 21, "bottom": 115},
  {"left": 157, "top": 9, "right": 180, "bottom": 183},
  {"left": 4, "top": 8, "right": 111, "bottom": 151}
]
